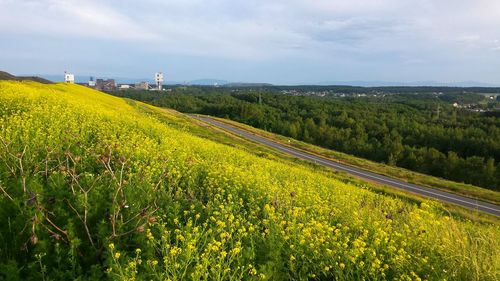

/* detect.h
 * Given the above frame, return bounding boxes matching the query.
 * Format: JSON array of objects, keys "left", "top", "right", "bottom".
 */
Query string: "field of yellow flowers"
[{"left": 0, "top": 81, "right": 499, "bottom": 280}]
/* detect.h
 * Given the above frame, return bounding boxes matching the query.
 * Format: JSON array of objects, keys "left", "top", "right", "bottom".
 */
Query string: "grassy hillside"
[
  {"left": 0, "top": 81, "right": 499, "bottom": 280},
  {"left": 0, "top": 71, "right": 17, "bottom": 80},
  {"left": 0, "top": 71, "right": 52, "bottom": 84}
]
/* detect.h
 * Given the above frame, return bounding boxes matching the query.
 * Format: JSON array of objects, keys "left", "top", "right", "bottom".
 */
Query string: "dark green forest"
[{"left": 111, "top": 88, "right": 500, "bottom": 191}]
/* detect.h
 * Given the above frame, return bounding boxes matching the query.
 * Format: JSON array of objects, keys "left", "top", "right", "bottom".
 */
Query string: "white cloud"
[
  {"left": 0, "top": 0, "right": 158, "bottom": 40},
  {"left": 2, "top": 0, "right": 500, "bottom": 58},
  {"left": 1, "top": 0, "right": 499, "bottom": 83}
]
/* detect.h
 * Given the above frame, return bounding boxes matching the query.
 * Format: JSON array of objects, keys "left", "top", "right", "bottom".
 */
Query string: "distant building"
[
  {"left": 88, "top": 76, "right": 96, "bottom": 87},
  {"left": 119, "top": 84, "right": 131, "bottom": 90},
  {"left": 155, "top": 72, "right": 164, "bottom": 90},
  {"left": 64, "top": 72, "right": 75, "bottom": 83},
  {"left": 95, "top": 79, "right": 117, "bottom": 91},
  {"left": 135, "top": 81, "right": 149, "bottom": 90}
]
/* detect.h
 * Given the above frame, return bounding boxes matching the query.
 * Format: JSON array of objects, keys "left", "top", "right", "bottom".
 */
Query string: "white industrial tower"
[
  {"left": 64, "top": 71, "right": 75, "bottom": 83},
  {"left": 155, "top": 72, "right": 164, "bottom": 90},
  {"left": 88, "top": 76, "right": 96, "bottom": 87}
]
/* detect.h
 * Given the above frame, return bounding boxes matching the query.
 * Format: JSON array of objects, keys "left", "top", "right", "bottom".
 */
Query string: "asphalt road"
[{"left": 191, "top": 115, "right": 500, "bottom": 217}]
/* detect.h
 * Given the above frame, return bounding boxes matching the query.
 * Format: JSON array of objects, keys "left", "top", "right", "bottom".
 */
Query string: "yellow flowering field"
[{"left": 0, "top": 81, "right": 498, "bottom": 280}]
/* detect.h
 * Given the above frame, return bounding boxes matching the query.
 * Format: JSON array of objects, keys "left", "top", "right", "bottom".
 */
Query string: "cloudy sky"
[{"left": 1, "top": 0, "right": 500, "bottom": 84}]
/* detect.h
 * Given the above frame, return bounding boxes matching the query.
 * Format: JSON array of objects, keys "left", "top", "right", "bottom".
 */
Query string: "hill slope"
[
  {"left": 0, "top": 71, "right": 17, "bottom": 80},
  {"left": 202, "top": 116, "right": 500, "bottom": 206},
  {"left": 0, "top": 71, "right": 52, "bottom": 84},
  {"left": 0, "top": 81, "right": 498, "bottom": 280}
]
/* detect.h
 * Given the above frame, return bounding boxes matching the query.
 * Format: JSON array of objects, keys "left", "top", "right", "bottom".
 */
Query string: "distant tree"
[
  {"left": 483, "top": 158, "right": 496, "bottom": 188},
  {"left": 444, "top": 151, "right": 461, "bottom": 180}
]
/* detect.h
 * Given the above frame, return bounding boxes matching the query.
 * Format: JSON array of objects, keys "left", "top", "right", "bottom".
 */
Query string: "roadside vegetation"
[
  {"left": 1, "top": 82, "right": 499, "bottom": 280},
  {"left": 207, "top": 116, "right": 500, "bottom": 205}
]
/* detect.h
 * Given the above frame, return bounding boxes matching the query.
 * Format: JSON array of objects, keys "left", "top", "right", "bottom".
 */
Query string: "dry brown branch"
[
  {"left": 65, "top": 198, "right": 95, "bottom": 248},
  {"left": 0, "top": 182, "right": 14, "bottom": 202}
]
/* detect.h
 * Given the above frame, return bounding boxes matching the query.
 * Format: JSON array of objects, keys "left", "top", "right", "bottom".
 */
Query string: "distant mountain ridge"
[
  {"left": 15, "top": 73, "right": 500, "bottom": 87},
  {"left": 224, "top": 82, "right": 273, "bottom": 87},
  {"left": 188, "top": 79, "right": 229, "bottom": 85},
  {"left": 313, "top": 80, "right": 500, "bottom": 87}
]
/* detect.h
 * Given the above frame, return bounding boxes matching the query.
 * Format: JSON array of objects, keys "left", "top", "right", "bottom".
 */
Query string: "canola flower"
[{"left": 0, "top": 81, "right": 498, "bottom": 280}]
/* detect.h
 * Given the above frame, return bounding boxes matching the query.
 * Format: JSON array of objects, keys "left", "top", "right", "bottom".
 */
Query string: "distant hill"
[
  {"left": 0, "top": 71, "right": 52, "bottom": 84},
  {"left": 0, "top": 71, "right": 17, "bottom": 80},
  {"left": 188, "top": 79, "right": 229, "bottom": 85},
  {"left": 314, "top": 80, "right": 500, "bottom": 87},
  {"left": 224, "top": 82, "right": 273, "bottom": 87}
]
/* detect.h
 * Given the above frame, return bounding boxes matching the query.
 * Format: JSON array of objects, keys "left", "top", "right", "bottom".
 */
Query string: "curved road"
[{"left": 192, "top": 115, "right": 500, "bottom": 217}]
